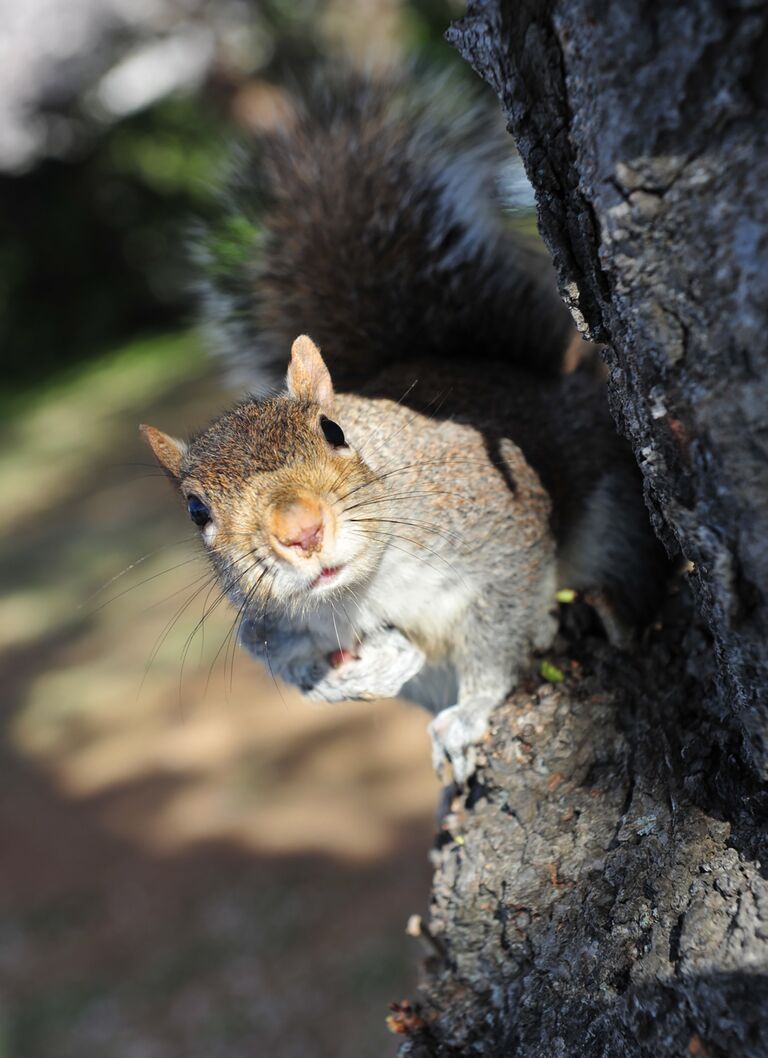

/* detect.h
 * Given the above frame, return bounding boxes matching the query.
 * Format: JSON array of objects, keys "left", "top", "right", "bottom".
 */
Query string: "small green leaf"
[
  {"left": 556, "top": 588, "right": 577, "bottom": 604},
  {"left": 540, "top": 659, "right": 565, "bottom": 684}
]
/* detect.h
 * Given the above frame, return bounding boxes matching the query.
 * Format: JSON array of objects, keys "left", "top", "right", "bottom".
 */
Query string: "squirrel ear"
[
  {"left": 286, "top": 335, "right": 334, "bottom": 409},
  {"left": 140, "top": 424, "right": 187, "bottom": 481}
]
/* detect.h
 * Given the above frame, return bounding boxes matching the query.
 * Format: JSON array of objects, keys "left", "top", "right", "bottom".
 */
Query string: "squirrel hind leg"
[
  {"left": 582, "top": 588, "right": 635, "bottom": 650},
  {"left": 558, "top": 467, "right": 671, "bottom": 635}
]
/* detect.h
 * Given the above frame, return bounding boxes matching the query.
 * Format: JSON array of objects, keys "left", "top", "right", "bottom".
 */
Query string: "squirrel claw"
[{"left": 428, "top": 704, "right": 487, "bottom": 785}]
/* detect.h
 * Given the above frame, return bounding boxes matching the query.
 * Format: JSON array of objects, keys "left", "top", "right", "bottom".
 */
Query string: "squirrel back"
[{"left": 198, "top": 72, "right": 576, "bottom": 393}]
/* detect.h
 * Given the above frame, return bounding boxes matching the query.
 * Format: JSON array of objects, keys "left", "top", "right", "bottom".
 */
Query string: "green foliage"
[
  {"left": 540, "top": 659, "right": 565, "bottom": 684},
  {"left": 203, "top": 213, "right": 264, "bottom": 277},
  {"left": 1, "top": 97, "right": 224, "bottom": 393},
  {"left": 103, "top": 99, "right": 223, "bottom": 200}
]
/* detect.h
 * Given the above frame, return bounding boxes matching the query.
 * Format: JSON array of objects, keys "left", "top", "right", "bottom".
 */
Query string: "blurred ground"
[{"left": 0, "top": 334, "right": 438, "bottom": 1058}]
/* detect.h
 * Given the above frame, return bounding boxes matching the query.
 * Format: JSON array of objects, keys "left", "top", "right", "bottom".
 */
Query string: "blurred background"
[{"left": 0, "top": 2, "right": 501, "bottom": 1055}]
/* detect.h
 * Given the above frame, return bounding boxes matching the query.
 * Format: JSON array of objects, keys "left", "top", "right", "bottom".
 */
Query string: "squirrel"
[{"left": 141, "top": 74, "right": 668, "bottom": 782}]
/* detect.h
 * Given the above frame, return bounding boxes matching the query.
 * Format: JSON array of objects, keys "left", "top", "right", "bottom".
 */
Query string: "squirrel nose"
[{"left": 270, "top": 497, "right": 325, "bottom": 555}]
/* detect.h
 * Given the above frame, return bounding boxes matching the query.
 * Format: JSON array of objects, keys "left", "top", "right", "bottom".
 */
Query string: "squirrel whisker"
[
  {"left": 349, "top": 516, "right": 464, "bottom": 548},
  {"left": 142, "top": 567, "right": 220, "bottom": 616},
  {"left": 351, "top": 527, "right": 467, "bottom": 587},
  {"left": 334, "top": 456, "right": 494, "bottom": 507},
  {"left": 178, "top": 574, "right": 238, "bottom": 689},
  {"left": 139, "top": 569, "right": 222, "bottom": 701},
  {"left": 103, "top": 537, "right": 267, "bottom": 626},
  {"left": 329, "top": 604, "right": 344, "bottom": 658},
  {"left": 81, "top": 535, "right": 200, "bottom": 607},
  {"left": 335, "top": 595, "right": 364, "bottom": 649},
  {"left": 87, "top": 550, "right": 210, "bottom": 616},
  {"left": 339, "top": 489, "right": 456, "bottom": 513},
  {"left": 355, "top": 383, "right": 454, "bottom": 468},
  {"left": 354, "top": 391, "right": 423, "bottom": 464},
  {"left": 203, "top": 561, "right": 276, "bottom": 697},
  {"left": 174, "top": 546, "right": 269, "bottom": 698},
  {"left": 229, "top": 563, "right": 281, "bottom": 691}
]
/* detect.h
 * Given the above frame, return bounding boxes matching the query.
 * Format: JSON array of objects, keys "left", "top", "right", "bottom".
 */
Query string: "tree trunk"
[{"left": 397, "top": 4, "right": 768, "bottom": 1055}]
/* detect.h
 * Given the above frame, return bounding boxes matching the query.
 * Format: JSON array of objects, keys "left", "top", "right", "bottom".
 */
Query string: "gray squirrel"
[{"left": 141, "top": 74, "right": 668, "bottom": 781}]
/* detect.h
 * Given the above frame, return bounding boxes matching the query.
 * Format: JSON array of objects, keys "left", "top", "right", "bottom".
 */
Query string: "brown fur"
[
  {"left": 139, "top": 424, "right": 185, "bottom": 480},
  {"left": 286, "top": 335, "right": 334, "bottom": 407}
]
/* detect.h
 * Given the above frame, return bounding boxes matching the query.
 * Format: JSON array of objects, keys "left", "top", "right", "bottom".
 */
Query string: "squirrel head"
[{"left": 141, "top": 336, "right": 385, "bottom": 612}]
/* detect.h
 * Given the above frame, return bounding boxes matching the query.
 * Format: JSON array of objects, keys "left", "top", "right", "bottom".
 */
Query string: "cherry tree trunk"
[{"left": 398, "top": 3, "right": 768, "bottom": 1055}]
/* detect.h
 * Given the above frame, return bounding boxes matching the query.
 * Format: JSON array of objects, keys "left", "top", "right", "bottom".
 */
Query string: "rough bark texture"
[{"left": 397, "top": 4, "right": 768, "bottom": 1056}]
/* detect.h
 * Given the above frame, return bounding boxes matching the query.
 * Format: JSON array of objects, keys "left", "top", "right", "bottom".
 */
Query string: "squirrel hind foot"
[{"left": 581, "top": 589, "right": 635, "bottom": 650}]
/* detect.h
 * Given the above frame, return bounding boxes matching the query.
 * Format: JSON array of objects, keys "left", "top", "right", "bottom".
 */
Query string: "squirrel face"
[{"left": 141, "top": 337, "right": 386, "bottom": 613}]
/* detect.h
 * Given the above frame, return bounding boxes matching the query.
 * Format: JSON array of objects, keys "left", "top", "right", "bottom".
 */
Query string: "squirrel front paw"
[
  {"left": 428, "top": 702, "right": 493, "bottom": 784},
  {"left": 304, "top": 627, "right": 425, "bottom": 703}
]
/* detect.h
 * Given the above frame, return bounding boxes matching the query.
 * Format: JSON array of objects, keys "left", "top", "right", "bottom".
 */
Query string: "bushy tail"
[{"left": 197, "top": 71, "right": 574, "bottom": 392}]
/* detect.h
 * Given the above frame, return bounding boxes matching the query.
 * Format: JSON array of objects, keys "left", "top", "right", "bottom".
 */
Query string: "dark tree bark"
[{"left": 397, "top": 4, "right": 768, "bottom": 1056}]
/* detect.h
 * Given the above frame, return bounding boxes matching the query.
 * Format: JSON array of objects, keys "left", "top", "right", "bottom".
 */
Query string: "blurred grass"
[
  {"left": 0, "top": 332, "right": 207, "bottom": 655},
  {"left": 0, "top": 332, "right": 202, "bottom": 512}
]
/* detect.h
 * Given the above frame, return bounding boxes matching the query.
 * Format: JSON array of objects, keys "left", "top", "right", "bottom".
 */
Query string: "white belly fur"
[{"left": 302, "top": 540, "right": 471, "bottom": 663}]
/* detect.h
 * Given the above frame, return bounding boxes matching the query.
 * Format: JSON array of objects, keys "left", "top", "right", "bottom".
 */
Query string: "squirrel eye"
[
  {"left": 187, "top": 494, "right": 211, "bottom": 527},
  {"left": 319, "top": 415, "right": 347, "bottom": 449}
]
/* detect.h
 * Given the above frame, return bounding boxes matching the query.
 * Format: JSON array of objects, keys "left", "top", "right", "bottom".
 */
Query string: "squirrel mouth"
[{"left": 310, "top": 565, "right": 343, "bottom": 590}]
